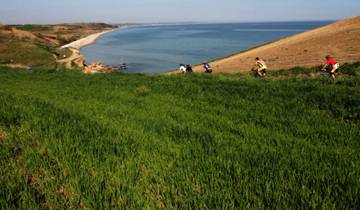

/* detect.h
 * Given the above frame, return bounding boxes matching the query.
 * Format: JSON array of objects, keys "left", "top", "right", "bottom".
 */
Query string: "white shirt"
[
  {"left": 256, "top": 60, "right": 267, "bottom": 69},
  {"left": 179, "top": 66, "right": 186, "bottom": 73}
]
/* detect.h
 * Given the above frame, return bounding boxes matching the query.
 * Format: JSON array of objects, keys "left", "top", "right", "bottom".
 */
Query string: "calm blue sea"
[{"left": 81, "top": 21, "right": 331, "bottom": 73}]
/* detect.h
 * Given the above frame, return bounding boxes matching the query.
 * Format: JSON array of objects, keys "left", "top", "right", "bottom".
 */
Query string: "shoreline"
[
  {"left": 191, "top": 16, "right": 360, "bottom": 73},
  {"left": 60, "top": 25, "right": 127, "bottom": 50},
  {"left": 58, "top": 25, "right": 129, "bottom": 73}
]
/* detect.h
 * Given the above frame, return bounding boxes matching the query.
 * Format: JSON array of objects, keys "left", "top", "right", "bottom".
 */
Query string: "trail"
[{"left": 56, "top": 48, "right": 83, "bottom": 69}]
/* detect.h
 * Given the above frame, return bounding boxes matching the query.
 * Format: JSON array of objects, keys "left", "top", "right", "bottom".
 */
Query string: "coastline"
[
  {"left": 58, "top": 25, "right": 129, "bottom": 73},
  {"left": 192, "top": 16, "right": 360, "bottom": 73},
  {"left": 60, "top": 25, "right": 127, "bottom": 50}
]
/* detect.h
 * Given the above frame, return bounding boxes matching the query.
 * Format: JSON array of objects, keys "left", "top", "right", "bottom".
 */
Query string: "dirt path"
[
  {"left": 56, "top": 48, "right": 83, "bottom": 69},
  {"left": 194, "top": 16, "right": 360, "bottom": 73}
]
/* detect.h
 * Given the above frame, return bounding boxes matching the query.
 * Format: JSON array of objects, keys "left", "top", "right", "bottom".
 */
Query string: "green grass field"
[{"left": 0, "top": 64, "right": 359, "bottom": 209}]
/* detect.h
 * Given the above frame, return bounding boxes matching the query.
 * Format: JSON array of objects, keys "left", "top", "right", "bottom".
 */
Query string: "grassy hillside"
[
  {"left": 0, "top": 39, "right": 57, "bottom": 68},
  {"left": 0, "top": 64, "right": 360, "bottom": 209},
  {"left": 0, "top": 23, "right": 116, "bottom": 68}
]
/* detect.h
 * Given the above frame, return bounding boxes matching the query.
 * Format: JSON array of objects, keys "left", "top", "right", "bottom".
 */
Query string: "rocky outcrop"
[
  {"left": 73, "top": 56, "right": 86, "bottom": 68},
  {"left": 56, "top": 48, "right": 120, "bottom": 73},
  {"left": 83, "top": 62, "right": 119, "bottom": 74}
]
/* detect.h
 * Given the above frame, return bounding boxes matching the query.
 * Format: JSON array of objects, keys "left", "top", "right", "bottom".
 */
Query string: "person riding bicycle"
[
  {"left": 203, "top": 63, "right": 213, "bottom": 73},
  {"left": 252, "top": 57, "right": 267, "bottom": 77},
  {"left": 186, "top": 64, "right": 193, "bottom": 73},
  {"left": 322, "top": 55, "right": 340, "bottom": 79},
  {"left": 179, "top": 64, "right": 186, "bottom": 74}
]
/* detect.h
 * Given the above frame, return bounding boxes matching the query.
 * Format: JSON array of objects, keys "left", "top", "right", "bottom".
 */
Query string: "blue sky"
[{"left": 1, "top": 0, "right": 359, "bottom": 24}]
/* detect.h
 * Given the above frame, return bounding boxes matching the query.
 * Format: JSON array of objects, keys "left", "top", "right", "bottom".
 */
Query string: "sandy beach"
[
  {"left": 58, "top": 26, "right": 129, "bottom": 73},
  {"left": 61, "top": 26, "right": 127, "bottom": 50}
]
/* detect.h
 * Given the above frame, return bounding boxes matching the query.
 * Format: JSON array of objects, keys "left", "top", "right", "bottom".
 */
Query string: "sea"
[{"left": 81, "top": 21, "right": 332, "bottom": 73}]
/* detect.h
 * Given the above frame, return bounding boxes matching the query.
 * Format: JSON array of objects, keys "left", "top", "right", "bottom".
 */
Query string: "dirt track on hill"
[{"left": 194, "top": 16, "right": 360, "bottom": 73}]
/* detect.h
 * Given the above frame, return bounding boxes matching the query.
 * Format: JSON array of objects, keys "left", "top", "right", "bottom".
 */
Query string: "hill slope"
[
  {"left": 0, "top": 23, "right": 115, "bottom": 68},
  {"left": 0, "top": 65, "right": 360, "bottom": 209},
  {"left": 195, "top": 16, "right": 360, "bottom": 73}
]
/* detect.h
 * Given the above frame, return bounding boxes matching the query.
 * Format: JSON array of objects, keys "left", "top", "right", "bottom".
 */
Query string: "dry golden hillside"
[{"left": 194, "top": 16, "right": 360, "bottom": 73}]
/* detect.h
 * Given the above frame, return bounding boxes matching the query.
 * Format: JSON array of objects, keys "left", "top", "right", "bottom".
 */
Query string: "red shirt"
[{"left": 326, "top": 58, "right": 337, "bottom": 65}]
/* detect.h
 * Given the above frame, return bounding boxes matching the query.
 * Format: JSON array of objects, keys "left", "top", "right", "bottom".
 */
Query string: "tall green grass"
[{"left": 0, "top": 65, "right": 359, "bottom": 209}]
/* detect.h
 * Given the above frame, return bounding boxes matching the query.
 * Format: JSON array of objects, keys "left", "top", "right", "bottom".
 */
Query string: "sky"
[{"left": 1, "top": 0, "right": 359, "bottom": 24}]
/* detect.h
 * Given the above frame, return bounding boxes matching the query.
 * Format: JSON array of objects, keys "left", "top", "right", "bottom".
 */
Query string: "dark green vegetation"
[
  {"left": 0, "top": 64, "right": 360, "bottom": 209},
  {"left": 11, "top": 25, "right": 52, "bottom": 32},
  {"left": 272, "top": 63, "right": 360, "bottom": 77}
]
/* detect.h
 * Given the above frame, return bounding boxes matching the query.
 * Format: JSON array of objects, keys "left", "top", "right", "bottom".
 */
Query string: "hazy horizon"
[
  {"left": 1, "top": 0, "right": 359, "bottom": 24},
  {"left": 0, "top": 20, "right": 338, "bottom": 26}
]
